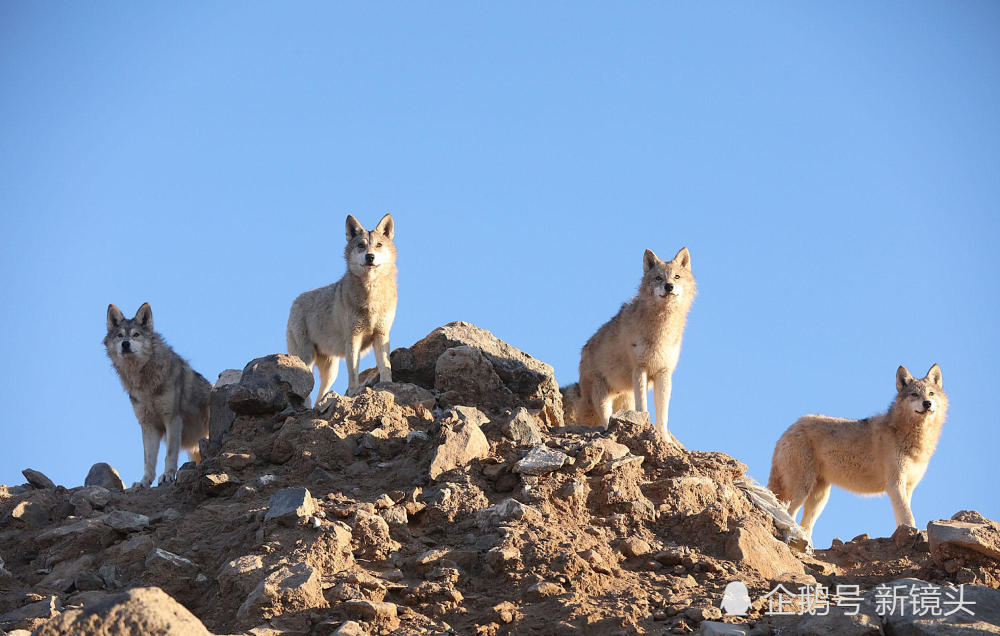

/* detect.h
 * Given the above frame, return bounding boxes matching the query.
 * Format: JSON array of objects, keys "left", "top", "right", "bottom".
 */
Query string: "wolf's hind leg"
[
  {"left": 315, "top": 352, "right": 339, "bottom": 406},
  {"left": 798, "top": 479, "right": 831, "bottom": 540}
]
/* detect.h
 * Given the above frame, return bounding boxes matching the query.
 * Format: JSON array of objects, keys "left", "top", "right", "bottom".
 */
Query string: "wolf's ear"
[
  {"left": 107, "top": 304, "right": 125, "bottom": 331},
  {"left": 643, "top": 249, "right": 660, "bottom": 272},
  {"left": 673, "top": 246, "right": 691, "bottom": 270},
  {"left": 925, "top": 363, "right": 942, "bottom": 387},
  {"left": 375, "top": 213, "right": 394, "bottom": 240},
  {"left": 135, "top": 303, "right": 153, "bottom": 329},
  {"left": 896, "top": 365, "right": 914, "bottom": 392},
  {"left": 345, "top": 215, "right": 365, "bottom": 241}
]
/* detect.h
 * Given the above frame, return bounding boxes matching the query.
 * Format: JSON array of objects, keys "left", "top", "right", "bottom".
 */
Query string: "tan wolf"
[
  {"left": 562, "top": 247, "right": 696, "bottom": 441},
  {"left": 768, "top": 364, "right": 947, "bottom": 542},
  {"left": 287, "top": 214, "right": 397, "bottom": 405},
  {"left": 104, "top": 303, "right": 210, "bottom": 487}
]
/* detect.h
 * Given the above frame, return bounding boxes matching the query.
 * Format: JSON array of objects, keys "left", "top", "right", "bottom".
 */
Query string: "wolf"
[
  {"left": 104, "top": 303, "right": 211, "bottom": 488},
  {"left": 768, "top": 364, "right": 947, "bottom": 542},
  {"left": 561, "top": 247, "right": 696, "bottom": 442},
  {"left": 287, "top": 214, "right": 397, "bottom": 405}
]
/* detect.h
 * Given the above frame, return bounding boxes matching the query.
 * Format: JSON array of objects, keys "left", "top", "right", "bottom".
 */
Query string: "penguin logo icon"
[{"left": 721, "top": 580, "right": 752, "bottom": 616}]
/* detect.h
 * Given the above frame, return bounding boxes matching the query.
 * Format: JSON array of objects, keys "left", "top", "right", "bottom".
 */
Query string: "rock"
[
  {"left": 372, "top": 381, "right": 436, "bottom": 410},
  {"left": 21, "top": 468, "right": 55, "bottom": 489},
  {"left": 525, "top": 581, "right": 563, "bottom": 601},
  {"left": 264, "top": 487, "right": 317, "bottom": 526},
  {"left": 34, "top": 587, "right": 211, "bottom": 635},
  {"left": 476, "top": 498, "right": 540, "bottom": 530},
  {"left": 699, "top": 622, "right": 748, "bottom": 635},
  {"left": 0, "top": 596, "right": 57, "bottom": 631},
  {"left": 237, "top": 562, "right": 327, "bottom": 623},
  {"left": 353, "top": 511, "right": 399, "bottom": 559},
  {"left": 106, "top": 510, "right": 150, "bottom": 533},
  {"left": 435, "top": 345, "right": 506, "bottom": 406},
  {"left": 620, "top": 537, "right": 652, "bottom": 558},
  {"left": 736, "top": 478, "right": 810, "bottom": 552},
  {"left": 210, "top": 384, "right": 241, "bottom": 443},
  {"left": 332, "top": 620, "right": 365, "bottom": 635},
  {"left": 503, "top": 407, "right": 544, "bottom": 446},
  {"left": 685, "top": 606, "right": 722, "bottom": 622},
  {"left": 343, "top": 599, "right": 400, "bottom": 629},
  {"left": 145, "top": 548, "right": 198, "bottom": 574},
  {"left": 74, "top": 570, "right": 105, "bottom": 591},
  {"left": 381, "top": 506, "right": 408, "bottom": 527},
  {"left": 513, "top": 444, "right": 570, "bottom": 475},
  {"left": 229, "top": 354, "right": 315, "bottom": 414},
  {"left": 85, "top": 462, "right": 125, "bottom": 491},
  {"left": 428, "top": 408, "right": 490, "bottom": 480},
  {"left": 725, "top": 525, "right": 805, "bottom": 579},
  {"left": 928, "top": 514, "right": 1000, "bottom": 563},
  {"left": 865, "top": 578, "right": 1000, "bottom": 635},
  {"left": 215, "top": 368, "right": 243, "bottom": 386},
  {"left": 69, "top": 486, "right": 112, "bottom": 510},
  {"left": 200, "top": 472, "right": 241, "bottom": 497},
  {"left": 2, "top": 501, "right": 49, "bottom": 529},
  {"left": 377, "top": 321, "right": 564, "bottom": 425},
  {"left": 219, "top": 555, "right": 265, "bottom": 598}
]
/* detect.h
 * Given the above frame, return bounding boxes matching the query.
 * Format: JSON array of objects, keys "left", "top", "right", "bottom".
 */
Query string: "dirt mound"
[{"left": 1, "top": 323, "right": 998, "bottom": 635}]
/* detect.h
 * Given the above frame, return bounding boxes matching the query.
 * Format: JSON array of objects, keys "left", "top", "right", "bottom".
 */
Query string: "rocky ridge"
[{"left": 1, "top": 322, "right": 998, "bottom": 635}]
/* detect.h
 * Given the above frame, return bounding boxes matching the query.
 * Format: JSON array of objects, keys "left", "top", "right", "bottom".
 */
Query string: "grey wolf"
[
  {"left": 104, "top": 303, "right": 210, "bottom": 487},
  {"left": 768, "top": 364, "right": 947, "bottom": 542},
  {"left": 562, "top": 246, "right": 696, "bottom": 442},
  {"left": 286, "top": 214, "right": 397, "bottom": 404}
]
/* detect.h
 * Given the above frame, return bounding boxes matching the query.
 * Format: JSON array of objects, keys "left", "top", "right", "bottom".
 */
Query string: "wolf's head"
[
  {"left": 895, "top": 364, "right": 947, "bottom": 417},
  {"left": 641, "top": 246, "right": 695, "bottom": 305},
  {"left": 104, "top": 303, "right": 156, "bottom": 363},
  {"left": 344, "top": 214, "right": 397, "bottom": 277}
]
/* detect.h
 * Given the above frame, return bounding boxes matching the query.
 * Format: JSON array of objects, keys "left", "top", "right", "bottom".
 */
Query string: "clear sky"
[{"left": 1, "top": 2, "right": 997, "bottom": 549}]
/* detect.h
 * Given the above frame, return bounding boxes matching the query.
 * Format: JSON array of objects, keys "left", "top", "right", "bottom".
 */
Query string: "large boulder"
[
  {"left": 928, "top": 511, "right": 1000, "bottom": 565},
  {"left": 372, "top": 322, "right": 564, "bottom": 426},
  {"left": 33, "top": 587, "right": 212, "bottom": 635},
  {"left": 236, "top": 561, "right": 327, "bottom": 624},
  {"left": 228, "top": 354, "right": 315, "bottom": 415},
  {"left": 209, "top": 368, "right": 243, "bottom": 442}
]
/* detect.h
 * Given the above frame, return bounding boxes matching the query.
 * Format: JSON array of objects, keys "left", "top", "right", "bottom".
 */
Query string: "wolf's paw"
[
  {"left": 157, "top": 472, "right": 176, "bottom": 486},
  {"left": 379, "top": 370, "right": 392, "bottom": 383},
  {"left": 346, "top": 384, "right": 362, "bottom": 397},
  {"left": 130, "top": 481, "right": 149, "bottom": 490}
]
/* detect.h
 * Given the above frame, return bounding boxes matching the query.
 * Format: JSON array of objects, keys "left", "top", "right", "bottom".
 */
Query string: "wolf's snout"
[
  {"left": 121, "top": 340, "right": 131, "bottom": 353},
  {"left": 365, "top": 253, "right": 375, "bottom": 265},
  {"left": 923, "top": 400, "right": 933, "bottom": 409},
  {"left": 664, "top": 283, "right": 674, "bottom": 293}
]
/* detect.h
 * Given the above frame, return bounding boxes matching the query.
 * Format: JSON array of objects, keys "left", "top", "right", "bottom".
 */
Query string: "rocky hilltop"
[{"left": 1, "top": 322, "right": 998, "bottom": 635}]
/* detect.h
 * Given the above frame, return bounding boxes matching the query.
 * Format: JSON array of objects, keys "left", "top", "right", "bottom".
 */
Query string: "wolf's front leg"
[
  {"left": 134, "top": 424, "right": 161, "bottom": 488},
  {"left": 653, "top": 370, "right": 674, "bottom": 442},
  {"left": 158, "top": 415, "right": 183, "bottom": 485},
  {"left": 887, "top": 475, "right": 916, "bottom": 527},
  {"left": 632, "top": 368, "right": 648, "bottom": 413},
  {"left": 373, "top": 331, "right": 392, "bottom": 383},
  {"left": 345, "top": 332, "right": 364, "bottom": 396}
]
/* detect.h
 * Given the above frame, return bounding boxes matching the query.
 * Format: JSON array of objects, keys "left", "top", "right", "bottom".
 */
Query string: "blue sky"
[{"left": 1, "top": 3, "right": 997, "bottom": 548}]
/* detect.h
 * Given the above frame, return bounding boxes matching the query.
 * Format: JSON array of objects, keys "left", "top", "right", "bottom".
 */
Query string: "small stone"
[
  {"left": 69, "top": 486, "right": 112, "bottom": 510},
  {"left": 237, "top": 562, "right": 328, "bottom": 622},
  {"left": 381, "top": 506, "right": 408, "bottom": 527},
  {"left": 145, "top": 548, "right": 197, "bottom": 572},
  {"left": 106, "top": 510, "right": 150, "bottom": 533},
  {"left": 524, "top": 581, "right": 563, "bottom": 601},
  {"left": 21, "top": 468, "right": 56, "bottom": 489},
  {"left": 700, "top": 621, "right": 749, "bottom": 635},
  {"left": 513, "top": 445, "right": 570, "bottom": 476},
  {"left": 264, "top": 487, "right": 316, "bottom": 526},
  {"left": 85, "top": 463, "right": 125, "bottom": 491},
  {"left": 503, "top": 408, "right": 543, "bottom": 446},
  {"left": 200, "top": 473, "right": 241, "bottom": 496},
  {"left": 343, "top": 600, "right": 399, "bottom": 629},
  {"left": 74, "top": 570, "right": 105, "bottom": 591},
  {"left": 3, "top": 501, "right": 50, "bottom": 528},
  {"left": 333, "top": 620, "right": 365, "bottom": 635},
  {"left": 620, "top": 537, "right": 651, "bottom": 558}
]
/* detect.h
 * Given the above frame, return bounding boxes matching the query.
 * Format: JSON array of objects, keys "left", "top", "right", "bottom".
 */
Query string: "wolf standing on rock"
[
  {"left": 769, "top": 363, "right": 948, "bottom": 542},
  {"left": 563, "top": 247, "right": 696, "bottom": 442},
  {"left": 104, "top": 303, "right": 210, "bottom": 488},
  {"left": 287, "top": 214, "right": 397, "bottom": 405}
]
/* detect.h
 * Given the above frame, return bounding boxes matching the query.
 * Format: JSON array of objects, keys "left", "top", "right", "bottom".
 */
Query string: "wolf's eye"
[
  {"left": 357, "top": 245, "right": 365, "bottom": 251},
  {"left": 132, "top": 331, "right": 140, "bottom": 337},
  {"left": 377, "top": 243, "right": 383, "bottom": 248},
  {"left": 911, "top": 393, "right": 918, "bottom": 398},
  {"left": 929, "top": 391, "right": 935, "bottom": 396},
  {"left": 117, "top": 332, "right": 124, "bottom": 338},
  {"left": 674, "top": 274, "right": 681, "bottom": 280},
  {"left": 654, "top": 276, "right": 663, "bottom": 281}
]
